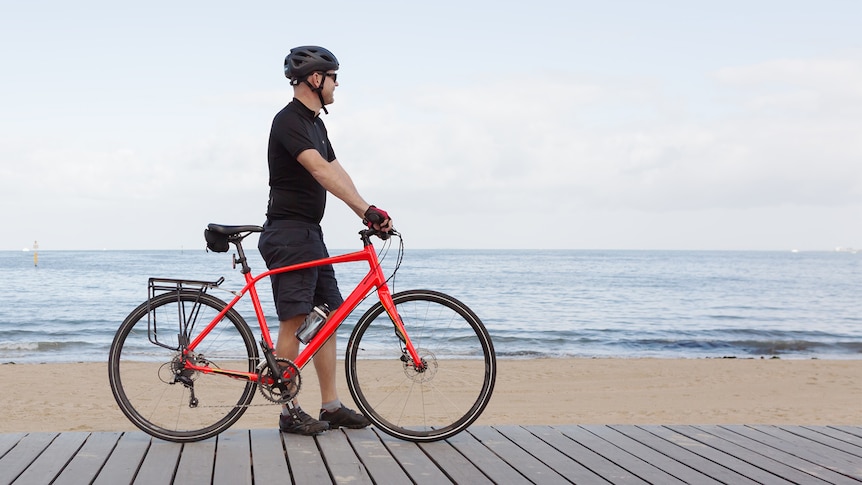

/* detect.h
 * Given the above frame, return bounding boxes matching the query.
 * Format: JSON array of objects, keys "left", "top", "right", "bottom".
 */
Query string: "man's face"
[{"left": 321, "top": 71, "right": 338, "bottom": 105}]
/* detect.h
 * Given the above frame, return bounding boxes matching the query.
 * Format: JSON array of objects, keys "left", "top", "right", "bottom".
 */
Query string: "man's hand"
[{"left": 363, "top": 205, "right": 392, "bottom": 231}]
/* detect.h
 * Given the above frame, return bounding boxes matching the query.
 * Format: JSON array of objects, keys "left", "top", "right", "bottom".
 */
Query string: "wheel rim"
[
  {"left": 347, "top": 290, "right": 495, "bottom": 441},
  {"left": 108, "top": 292, "right": 258, "bottom": 442}
]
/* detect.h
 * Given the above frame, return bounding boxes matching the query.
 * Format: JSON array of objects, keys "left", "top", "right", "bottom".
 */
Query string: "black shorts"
[{"left": 257, "top": 220, "right": 344, "bottom": 321}]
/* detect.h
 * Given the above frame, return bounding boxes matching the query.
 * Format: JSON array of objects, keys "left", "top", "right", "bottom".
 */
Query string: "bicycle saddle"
[{"left": 207, "top": 223, "right": 264, "bottom": 235}]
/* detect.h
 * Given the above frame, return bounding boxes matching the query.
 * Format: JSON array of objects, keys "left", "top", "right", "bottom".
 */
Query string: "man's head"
[
  {"left": 284, "top": 46, "right": 339, "bottom": 83},
  {"left": 285, "top": 46, "right": 339, "bottom": 114}
]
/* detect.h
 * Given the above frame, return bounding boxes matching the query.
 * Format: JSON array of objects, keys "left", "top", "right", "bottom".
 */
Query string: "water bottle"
[{"left": 295, "top": 304, "right": 330, "bottom": 344}]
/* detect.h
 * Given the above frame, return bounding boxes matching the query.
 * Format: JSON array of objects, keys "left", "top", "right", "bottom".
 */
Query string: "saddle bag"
[{"left": 204, "top": 229, "right": 229, "bottom": 253}]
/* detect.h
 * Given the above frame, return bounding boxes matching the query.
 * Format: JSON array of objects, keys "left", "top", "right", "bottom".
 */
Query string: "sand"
[{"left": 1, "top": 358, "right": 860, "bottom": 433}]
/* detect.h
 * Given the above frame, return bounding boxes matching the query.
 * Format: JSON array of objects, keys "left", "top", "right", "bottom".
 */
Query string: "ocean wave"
[
  {"left": 0, "top": 341, "right": 40, "bottom": 351},
  {"left": 485, "top": 327, "right": 862, "bottom": 358},
  {"left": 616, "top": 337, "right": 862, "bottom": 356},
  {"left": 0, "top": 340, "right": 103, "bottom": 353}
]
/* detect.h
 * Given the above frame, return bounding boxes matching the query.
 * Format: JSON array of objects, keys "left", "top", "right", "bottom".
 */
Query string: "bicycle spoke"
[
  {"left": 109, "top": 291, "right": 259, "bottom": 442},
  {"left": 347, "top": 290, "right": 496, "bottom": 442}
]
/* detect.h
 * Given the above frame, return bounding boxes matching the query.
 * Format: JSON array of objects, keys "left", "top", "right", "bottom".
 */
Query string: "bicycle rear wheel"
[
  {"left": 108, "top": 291, "right": 259, "bottom": 442},
  {"left": 346, "top": 289, "right": 496, "bottom": 442}
]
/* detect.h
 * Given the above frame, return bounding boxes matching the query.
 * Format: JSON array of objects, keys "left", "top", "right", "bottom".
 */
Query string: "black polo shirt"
[{"left": 265, "top": 98, "right": 337, "bottom": 223}]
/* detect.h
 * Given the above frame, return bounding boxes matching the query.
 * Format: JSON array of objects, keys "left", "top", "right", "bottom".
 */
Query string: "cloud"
[
  {"left": 2, "top": 54, "right": 859, "bottom": 250},
  {"left": 714, "top": 57, "right": 862, "bottom": 116},
  {"left": 332, "top": 58, "right": 862, "bottom": 220}
]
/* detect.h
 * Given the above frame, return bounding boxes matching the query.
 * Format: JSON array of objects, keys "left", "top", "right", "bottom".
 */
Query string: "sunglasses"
[{"left": 322, "top": 72, "right": 338, "bottom": 82}]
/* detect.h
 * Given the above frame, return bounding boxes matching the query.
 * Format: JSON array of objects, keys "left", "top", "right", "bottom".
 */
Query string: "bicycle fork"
[{"left": 379, "top": 287, "right": 427, "bottom": 373}]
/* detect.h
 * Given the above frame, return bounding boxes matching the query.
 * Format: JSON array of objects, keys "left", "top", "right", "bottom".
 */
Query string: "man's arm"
[{"left": 296, "top": 148, "right": 374, "bottom": 219}]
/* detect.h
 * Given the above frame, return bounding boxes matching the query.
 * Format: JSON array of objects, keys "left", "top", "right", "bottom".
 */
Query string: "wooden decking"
[{"left": 1, "top": 425, "right": 860, "bottom": 484}]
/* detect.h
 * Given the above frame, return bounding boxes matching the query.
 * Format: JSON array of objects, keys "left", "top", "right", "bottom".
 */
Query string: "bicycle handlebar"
[{"left": 359, "top": 227, "right": 398, "bottom": 243}]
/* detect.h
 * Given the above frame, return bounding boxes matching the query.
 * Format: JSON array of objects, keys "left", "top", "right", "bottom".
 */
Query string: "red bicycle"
[{"left": 108, "top": 224, "right": 496, "bottom": 443}]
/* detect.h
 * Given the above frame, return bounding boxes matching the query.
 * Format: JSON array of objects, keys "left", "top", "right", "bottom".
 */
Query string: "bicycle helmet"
[{"left": 284, "top": 46, "right": 339, "bottom": 82}]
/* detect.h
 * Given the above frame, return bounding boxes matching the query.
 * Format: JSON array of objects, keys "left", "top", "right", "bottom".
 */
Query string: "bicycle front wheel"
[
  {"left": 108, "top": 291, "right": 259, "bottom": 442},
  {"left": 346, "top": 289, "right": 496, "bottom": 442}
]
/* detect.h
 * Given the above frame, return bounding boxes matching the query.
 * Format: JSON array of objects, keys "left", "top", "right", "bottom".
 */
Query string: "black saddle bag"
[{"left": 204, "top": 229, "right": 229, "bottom": 253}]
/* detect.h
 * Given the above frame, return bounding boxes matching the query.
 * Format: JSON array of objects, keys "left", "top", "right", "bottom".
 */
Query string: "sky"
[{"left": 1, "top": 1, "right": 861, "bottom": 251}]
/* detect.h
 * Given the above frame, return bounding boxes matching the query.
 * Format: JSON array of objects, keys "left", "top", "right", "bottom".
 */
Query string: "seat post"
[{"left": 232, "top": 239, "right": 252, "bottom": 274}]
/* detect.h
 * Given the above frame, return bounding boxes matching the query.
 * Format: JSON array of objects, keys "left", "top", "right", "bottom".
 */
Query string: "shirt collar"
[{"left": 289, "top": 97, "right": 319, "bottom": 119}]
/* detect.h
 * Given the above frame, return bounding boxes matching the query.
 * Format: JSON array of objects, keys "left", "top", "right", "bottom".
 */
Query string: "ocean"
[{"left": 1, "top": 246, "right": 860, "bottom": 363}]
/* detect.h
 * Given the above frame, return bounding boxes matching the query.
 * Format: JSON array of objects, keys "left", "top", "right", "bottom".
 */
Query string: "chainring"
[{"left": 258, "top": 357, "right": 301, "bottom": 404}]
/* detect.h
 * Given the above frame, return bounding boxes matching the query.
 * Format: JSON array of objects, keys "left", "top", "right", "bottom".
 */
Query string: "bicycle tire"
[
  {"left": 345, "top": 289, "right": 496, "bottom": 442},
  {"left": 108, "top": 291, "right": 259, "bottom": 442}
]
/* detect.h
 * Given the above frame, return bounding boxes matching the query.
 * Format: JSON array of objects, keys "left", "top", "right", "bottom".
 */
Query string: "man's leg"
[
  {"left": 275, "top": 315, "right": 329, "bottom": 435},
  {"left": 275, "top": 315, "right": 304, "bottom": 367},
  {"left": 275, "top": 314, "right": 367, "bottom": 430},
  {"left": 314, "top": 333, "right": 339, "bottom": 404},
  {"left": 275, "top": 315, "right": 336, "bottom": 403},
  {"left": 312, "top": 321, "right": 370, "bottom": 429}
]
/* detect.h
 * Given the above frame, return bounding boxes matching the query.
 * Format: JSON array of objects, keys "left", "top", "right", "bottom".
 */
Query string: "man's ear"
[{"left": 309, "top": 72, "right": 323, "bottom": 89}]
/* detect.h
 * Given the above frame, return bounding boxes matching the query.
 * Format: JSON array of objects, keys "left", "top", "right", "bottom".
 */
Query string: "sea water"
[{"left": 1, "top": 247, "right": 860, "bottom": 363}]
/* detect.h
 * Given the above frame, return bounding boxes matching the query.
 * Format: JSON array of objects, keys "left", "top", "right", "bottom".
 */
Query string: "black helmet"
[{"left": 284, "top": 46, "right": 339, "bottom": 82}]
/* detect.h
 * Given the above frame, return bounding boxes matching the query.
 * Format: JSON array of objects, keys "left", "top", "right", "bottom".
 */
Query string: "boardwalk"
[{"left": 1, "top": 425, "right": 861, "bottom": 484}]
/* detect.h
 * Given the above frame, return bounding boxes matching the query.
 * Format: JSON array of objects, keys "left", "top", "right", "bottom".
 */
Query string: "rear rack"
[
  {"left": 148, "top": 277, "right": 225, "bottom": 300},
  {"left": 146, "top": 277, "right": 225, "bottom": 351}
]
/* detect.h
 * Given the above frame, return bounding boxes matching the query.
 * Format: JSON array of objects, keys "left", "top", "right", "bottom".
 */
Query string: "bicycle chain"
[
  {"left": 193, "top": 358, "right": 301, "bottom": 407},
  {"left": 170, "top": 355, "right": 300, "bottom": 408}
]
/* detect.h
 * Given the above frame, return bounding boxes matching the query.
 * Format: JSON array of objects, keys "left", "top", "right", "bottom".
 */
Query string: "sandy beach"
[{"left": 1, "top": 358, "right": 860, "bottom": 433}]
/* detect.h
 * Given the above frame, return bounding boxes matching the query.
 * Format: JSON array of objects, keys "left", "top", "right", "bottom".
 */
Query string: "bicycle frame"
[{"left": 181, "top": 236, "right": 424, "bottom": 382}]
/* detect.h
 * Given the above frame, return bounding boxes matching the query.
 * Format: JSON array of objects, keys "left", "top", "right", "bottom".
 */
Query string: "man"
[{"left": 258, "top": 45, "right": 392, "bottom": 435}]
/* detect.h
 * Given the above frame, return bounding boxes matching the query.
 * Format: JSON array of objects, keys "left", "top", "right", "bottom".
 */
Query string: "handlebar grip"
[{"left": 360, "top": 227, "right": 396, "bottom": 241}]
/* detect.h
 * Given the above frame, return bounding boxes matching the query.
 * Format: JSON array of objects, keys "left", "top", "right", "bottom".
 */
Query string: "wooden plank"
[
  {"left": 700, "top": 425, "right": 858, "bottom": 485},
  {"left": 749, "top": 425, "right": 859, "bottom": 463},
  {"left": 13, "top": 431, "right": 88, "bottom": 484},
  {"left": 249, "top": 428, "right": 290, "bottom": 483},
  {"left": 554, "top": 425, "right": 651, "bottom": 484},
  {"left": 445, "top": 425, "right": 532, "bottom": 484},
  {"left": 627, "top": 425, "right": 766, "bottom": 484},
  {"left": 133, "top": 437, "right": 181, "bottom": 484},
  {"left": 92, "top": 431, "right": 151, "bottom": 485},
  {"left": 469, "top": 426, "right": 570, "bottom": 484},
  {"left": 806, "top": 426, "right": 862, "bottom": 449},
  {"left": 585, "top": 425, "right": 719, "bottom": 485},
  {"left": 504, "top": 426, "right": 611, "bottom": 484},
  {"left": 668, "top": 426, "right": 813, "bottom": 484},
  {"left": 283, "top": 432, "right": 331, "bottom": 483},
  {"left": 729, "top": 426, "right": 861, "bottom": 471},
  {"left": 5, "top": 424, "right": 862, "bottom": 484},
  {"left": 316, "top": 428, "right": 372, "bottom": 484},
  {"left": 746, "top": 425, "right": 862, "bottom": 479},
  {"left": 214, "top": 429, "right": 252, "bottom": 485},
  {"left": 830, "top": 426, "right": 862, "bottom": 439},
  {"left": 174, "top": 437, "right": 216, "bottom": 484},
  {"left": 375, "top": 430, "right": 454, "bottom": 484},
  {"left": 781, "top": 426, "right": 862, "bottom": 459},
  {"left": 0, "top": 433, "right": 25, "bottom": 457},
  {"left": 344, "top": 428, "right": 411, "bottom": 483},
  {"left": 0, "top": 432, "right": 57, "bottom": 485},
  {"left": 54, "top": 432, "right": 123, "bottom": 485},
  {"left": 17, "top": 432, "right": 87, "bottom": 482},
  {"left": 418, "top": 437, "right": 494, "bottom": 484}
]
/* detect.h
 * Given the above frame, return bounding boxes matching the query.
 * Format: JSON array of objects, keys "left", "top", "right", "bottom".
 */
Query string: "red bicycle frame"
[{"left": 182, "top": 240, "right": 424, "bottom": 381}]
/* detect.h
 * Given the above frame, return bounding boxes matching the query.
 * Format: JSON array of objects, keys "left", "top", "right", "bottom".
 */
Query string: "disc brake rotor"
[{"left": 402, "top": 348, "right": 438, "bottom": 383}]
